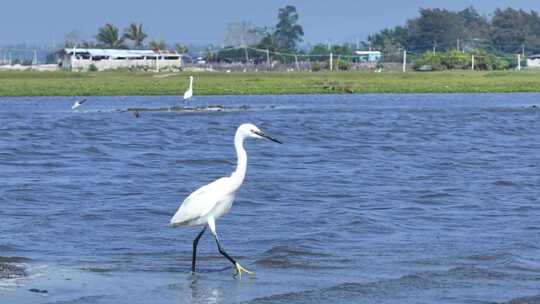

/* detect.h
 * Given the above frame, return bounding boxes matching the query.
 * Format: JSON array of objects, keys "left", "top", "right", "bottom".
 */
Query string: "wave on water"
[
  {"left": 242, "top": 266, "right": 525, "bottom": 304},
  {"left": 254, "top": 245, "right": 343, "bottom": 270}
]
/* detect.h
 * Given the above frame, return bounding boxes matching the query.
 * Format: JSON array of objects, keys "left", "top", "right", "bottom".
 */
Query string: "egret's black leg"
[
  {"left": 214, "top": 237, "right": 237, "bottom": 266},
  {"left": 192, "top": 226, "right": 207, "bottom": 272},
  {"left": 213, "top": 235, "right": 254, "bottom": 277},
  {"left": 207, "top": 217, "right": 253, "bottom": 277}
]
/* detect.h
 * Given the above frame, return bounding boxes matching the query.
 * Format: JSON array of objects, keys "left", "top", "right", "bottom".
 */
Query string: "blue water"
[{"left": 1, "top": 94, "right": 540, "bottom": 304}]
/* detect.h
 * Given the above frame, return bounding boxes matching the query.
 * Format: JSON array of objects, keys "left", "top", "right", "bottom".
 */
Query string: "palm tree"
[
  {"left": 96, "top": 23, "right": 126, "bottom": 49},
  {"left": 148, "top": 40, "right": 167, "bottom": 51},
  {"left": 124, "top": 22, "right": 147, "bottom": 48}
]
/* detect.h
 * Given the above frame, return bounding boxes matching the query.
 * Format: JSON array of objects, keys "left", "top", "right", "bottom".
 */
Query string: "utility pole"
[
  {"left": 266, "top": 49, "right": 270, "bottom": 70},
  {"left": 33, "top": 49, "right": 37, "bottom": 65},
  {"left": 244, "top": 45, "right": 249, "bottom": 64},
  {"left": 432, "top": 42, "right": 437, "bottom": 54},
  {"left": 294, "top": 55, "right": 299, "bottom": 71},
  {"left": 329, "top": 52, "right": 333, "bottom": 71},
  {"left": 402, "top": 49, "right": 407, "bottom": 72},
  {"left": 456, "top": 38, "right": 460, "bottom": 52},
  {"left": 471, "top": 55, "right": 475, "bottom": 71},
  {"left": 517, "top": 54, "right": 522, "bottom": 71},
  {"left": 522, "top": 44, "right": 525, "bottom": 58},
  {"left": 240, "top": 33, "right": 249, "bottom": 64}
]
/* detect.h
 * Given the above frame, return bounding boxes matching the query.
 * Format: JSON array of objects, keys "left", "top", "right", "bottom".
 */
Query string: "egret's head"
[{"left": 238, "top": 123, "right": 282, "bottom": 144}]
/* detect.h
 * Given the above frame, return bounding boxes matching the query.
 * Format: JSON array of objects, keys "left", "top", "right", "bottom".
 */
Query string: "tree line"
[
  {"left": 369, "top": 7, "right": 540, "bottom": 55},
  {"left": 63, "top": 5, "right": 540, "bottom": 64},
  {"left": 64, "top": 22, "right": 188, "bottom": 53}
]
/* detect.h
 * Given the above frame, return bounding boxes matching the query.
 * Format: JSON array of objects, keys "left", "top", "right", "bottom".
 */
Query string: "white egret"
[
  {"left": 170, "top": 123, "right": 282, "bottom": 277},
  {"left": 71, "top": 98, "right": 87, "bottom": 110},
  {"left": 183, "top": 76, "right": 193, "bottom": 102}
]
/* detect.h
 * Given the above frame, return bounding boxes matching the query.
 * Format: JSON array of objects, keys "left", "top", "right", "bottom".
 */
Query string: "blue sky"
[{"left": 2, "top": 0, "right": 540, "bottom": 46}]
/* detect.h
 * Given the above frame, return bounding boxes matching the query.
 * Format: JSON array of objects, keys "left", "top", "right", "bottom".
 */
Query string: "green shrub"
[
  {"left": 88, "top": 64, "right": 98, "bottom": 72},
  {"left": 413, "top": 52, "right": 445, "bottom": 71},
  {"left": 337, "top": 59, "right": 350, "bottom": 71},
  {"left": 472, "top": 50, "right": 508, "bottom": 70},
  {"left": 442, "top": 49, "right": 470, "bottom": 69}
]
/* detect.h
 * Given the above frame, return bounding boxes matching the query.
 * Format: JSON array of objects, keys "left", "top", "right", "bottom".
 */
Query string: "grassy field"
[{"left": 2, "top": 70, "right": 540, "bottom": 96}]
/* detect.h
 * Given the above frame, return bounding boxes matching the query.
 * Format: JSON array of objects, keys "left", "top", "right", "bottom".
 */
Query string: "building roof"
[
  {"left": 529, "top": 54, "right": 540, "bottom": 60},
  {"left": 64, "top": 48, "right": 179, "bottom": 58},
  {"left": 355, "top": 51, "right": 382, "bottom": 55}
]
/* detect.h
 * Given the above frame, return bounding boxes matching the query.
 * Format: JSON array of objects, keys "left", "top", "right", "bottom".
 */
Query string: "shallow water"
[{"left": 1, "top": 94, "right": 540, "bottom": 304}]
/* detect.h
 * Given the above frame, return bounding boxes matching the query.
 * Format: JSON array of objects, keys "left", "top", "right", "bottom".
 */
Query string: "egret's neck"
[
  {"left": 231, "top": 132, "right": 247, "bottom": 189},
  {"left": 189, "top": 78, "right": 193, "bottom": 90}
]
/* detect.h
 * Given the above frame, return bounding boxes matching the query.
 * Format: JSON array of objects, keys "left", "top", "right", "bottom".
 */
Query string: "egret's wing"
[
  {"left": 170, "top": 177, "right": 229, "bottom": 226},
  {"left": 183, "top": 90, "right": 192, "bottom": 99}
]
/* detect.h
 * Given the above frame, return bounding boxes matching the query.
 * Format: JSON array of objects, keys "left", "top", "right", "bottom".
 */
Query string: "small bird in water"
[
  {"left": 183, "top": 76, "right": 193, "bottom": 104},
  {"left": 71, "top": 98, "right": 87, "bottom": 110},
  {"left": 170, "top": 123, "right": 282, "bottom": 277},
  {"left": 133, "top": 110, "right": 140, "bottom": 118}
]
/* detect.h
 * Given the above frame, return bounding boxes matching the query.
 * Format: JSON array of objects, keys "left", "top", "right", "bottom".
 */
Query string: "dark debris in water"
[
  {"left": 29, "top": 288, "right": 48, "bottom": 294},
  {"left": 124, "top": 105, "right": 231, "bottom": 114},
  {"left": 80, "top": 267, "right": 112, "bottom": 273},
  {"left": 0, "top": 262, "right": 26, "bottom": 279}
]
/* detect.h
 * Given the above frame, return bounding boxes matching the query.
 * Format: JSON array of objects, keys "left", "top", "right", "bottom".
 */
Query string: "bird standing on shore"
[
  {"left": 170, "top": 123, "right": 282, "bottom": 277},
  {"left": 71, "top": 98, "right": 87, "bottom": 110},
  {"left": 183, "top": 76, "right": 193, "bottom": 103}
]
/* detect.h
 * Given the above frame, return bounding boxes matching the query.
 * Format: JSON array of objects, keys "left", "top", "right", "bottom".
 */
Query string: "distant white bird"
[
  {"left": 183, "top": 76, "right": 193, "bottom": 102},
  {"left": 71, "top": 98, "right": 87, "bottom": 110},
  {"left": 170, "top": 123, "right": 282, "bottom": 277}
]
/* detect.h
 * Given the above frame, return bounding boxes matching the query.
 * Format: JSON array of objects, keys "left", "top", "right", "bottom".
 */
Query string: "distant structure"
[
  {"left": 355, "top": 51, "right": 382, "bottom": 63},
  {"left": 58, "top": 48, "right": 182, "bottom": 71},
  {"left": 527, "top": 54, "right": 540, "bottom": 68}
]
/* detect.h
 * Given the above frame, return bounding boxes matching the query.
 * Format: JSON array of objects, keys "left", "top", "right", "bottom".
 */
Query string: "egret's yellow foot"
[{"left": 234, "top": 262, "right": 254, "bottom": 278}]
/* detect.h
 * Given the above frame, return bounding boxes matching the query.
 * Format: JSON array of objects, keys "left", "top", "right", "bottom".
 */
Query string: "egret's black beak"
[{"left": 253, "top": 130, "right": 282, "bottom": 144}]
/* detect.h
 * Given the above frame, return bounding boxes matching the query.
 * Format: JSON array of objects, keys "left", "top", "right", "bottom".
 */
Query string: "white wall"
[
  {"left": 527, "top": 58, "right": 540, "bottom": 68},
  {"left": 64, "top": 56, "right": 182, "bottom": 71}
]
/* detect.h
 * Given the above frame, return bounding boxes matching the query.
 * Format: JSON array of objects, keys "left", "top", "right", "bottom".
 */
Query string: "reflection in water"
[{"left": 181, "top": 274, "right": 223, "bottom": 304}]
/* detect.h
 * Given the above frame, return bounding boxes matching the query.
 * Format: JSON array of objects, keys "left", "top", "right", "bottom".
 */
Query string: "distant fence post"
[
  {"left": 471, "top": 55, "right": 475, "bottom": 71},
  {"left": 517, "top": 54, "right": 522, "bottom": 71},
  {"left": 330, "top": 52, "right": 333, "bottom": 71},
  {"left": 266, "top": 49, "right": 270, "bottom": 71},
  {"left": 402, "top": 49, "right": 407, "bottom": 72}
]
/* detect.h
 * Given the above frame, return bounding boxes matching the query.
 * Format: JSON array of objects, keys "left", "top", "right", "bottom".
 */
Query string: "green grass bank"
[{"left": 2, "top": 70, "right": 540, "bottom": 97}]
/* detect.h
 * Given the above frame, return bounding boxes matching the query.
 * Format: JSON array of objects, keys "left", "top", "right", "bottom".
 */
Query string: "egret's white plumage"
[
  {"left": 170, "top": 123, "right": 281, "bottom": 276},
  {"left": 183, "top": 76, "right": 193, "bottom": 101},
  {"left": 71, "top": 98, "right": 87, "bottom": 110}
]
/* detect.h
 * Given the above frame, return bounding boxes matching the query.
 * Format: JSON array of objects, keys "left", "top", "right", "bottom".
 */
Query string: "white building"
[
  {"left": 355, "top": 51, "right": 382, "bottom": 62},
  {"left": 527, "top": 54, "right": 540, "bottom": 68},
  {"left": 59, "top": 48, "right": 182, "bottom": 71}
]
